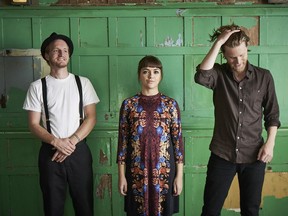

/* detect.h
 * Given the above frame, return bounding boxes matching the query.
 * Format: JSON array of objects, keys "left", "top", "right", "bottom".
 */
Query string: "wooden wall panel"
[
  {"left": 40, "top": 18, "right": 71, "bottom": 41},
  {"left": 78, "top": 56, "right": 110, "bottom": 112},
  {"left": 266, "top": 54, "right": 288, "bottom": 126},
  {"left": 116, "top": 18, "right": 146, "bottom": 47},
  {"left": 79, "top": 18, "right": 109, "bottom": 48},
  {"left": 2, "top": 18, "right": 33, "bottom": 49},
  {"left": 0, "top": 5, "right": 287, "bottom": 216}
]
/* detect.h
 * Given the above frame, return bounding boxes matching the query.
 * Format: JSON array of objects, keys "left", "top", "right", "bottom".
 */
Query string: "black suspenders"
[
  {"left": 41, "top": 75, "right": 83, "bottom": 134},
  {"left": 41, "top": 78, "right": 51, "bottom": 133},
  {"left": 75, "top": 75, "right": 84, "bottom": 125}
]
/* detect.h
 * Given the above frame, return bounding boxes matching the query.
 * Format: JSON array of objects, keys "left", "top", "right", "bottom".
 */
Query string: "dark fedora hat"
[{"left": 41, "top": 32, "right": 74, "bottom": 61}]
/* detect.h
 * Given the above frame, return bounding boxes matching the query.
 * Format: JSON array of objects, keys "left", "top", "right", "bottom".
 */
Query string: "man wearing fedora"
[{"left": 23, "top": 32, "right": 100, "bottom": 216}]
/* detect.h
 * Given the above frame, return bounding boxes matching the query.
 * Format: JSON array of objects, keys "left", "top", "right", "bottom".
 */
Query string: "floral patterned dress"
[{"left": 117, "top": 93, "right": 184, "bottom": 216}]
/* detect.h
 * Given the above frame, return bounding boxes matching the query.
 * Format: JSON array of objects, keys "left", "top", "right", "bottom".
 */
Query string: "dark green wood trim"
[{"left": 0, "top": 6, "right": 288, "bottom": 18}]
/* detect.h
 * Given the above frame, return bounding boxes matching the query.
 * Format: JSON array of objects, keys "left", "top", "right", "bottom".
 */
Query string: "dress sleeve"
[
  {"left": 117, "top": 99, "right": 130, "bottom": 164},
  {"left": 170, "top": 100, "right": 184, "bottom": 164}
]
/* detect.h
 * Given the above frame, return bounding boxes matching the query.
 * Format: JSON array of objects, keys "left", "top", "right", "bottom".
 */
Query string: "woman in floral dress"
[{"left": 117, "top": 55, "right": 184, "bottom": 216}]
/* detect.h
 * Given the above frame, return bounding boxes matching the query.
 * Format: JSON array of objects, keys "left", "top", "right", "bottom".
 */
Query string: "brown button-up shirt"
[{"left": 195, "top": 62, "right": 281, "bottom": 163}]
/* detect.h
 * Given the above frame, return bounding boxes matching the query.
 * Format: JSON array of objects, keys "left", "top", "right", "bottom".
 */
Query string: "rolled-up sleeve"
[
  {"left": 263, "top": 72, "right": 281, "bottom": 130},
  {"left": 194, "top": 64, "right": 219, "bottom": 90}
]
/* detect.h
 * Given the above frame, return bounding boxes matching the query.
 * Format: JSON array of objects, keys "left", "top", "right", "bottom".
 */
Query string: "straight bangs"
[{"left": 138, "top": 56, "right": 162, "bottom": 72}]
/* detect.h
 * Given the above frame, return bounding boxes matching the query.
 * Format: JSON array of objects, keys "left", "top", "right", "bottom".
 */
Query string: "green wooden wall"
[{"left": 0, "top": 5, "right": 288, "bottom": 216}]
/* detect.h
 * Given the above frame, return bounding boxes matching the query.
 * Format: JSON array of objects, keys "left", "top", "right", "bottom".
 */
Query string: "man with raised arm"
[{"left": 194, "top": 24, "right": 280, "bottom": 216}]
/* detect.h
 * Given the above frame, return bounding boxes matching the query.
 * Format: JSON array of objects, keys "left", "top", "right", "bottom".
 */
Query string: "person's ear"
[{"left": 45, "top": 51, "right": 49, "bottom": 61}]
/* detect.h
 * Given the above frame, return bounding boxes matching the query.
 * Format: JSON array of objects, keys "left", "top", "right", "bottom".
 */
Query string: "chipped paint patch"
[
  {"left": 0, "top": 49, "right": 40, "bottom": 56},
  {"left": 157, "top": 33, "right": 183, "bottom": 47},
  {"left": 223, "top": 172, "right": 288, "bottom": 209},
  {"left": 140, "top": 30, "right": 144, "bottom": 47},
  {"left": 99, "top": 149, "right": 108, "bottom": 164},
  {"left": 96, "top": 174, "right": 112, "bottom": 199},
  {"left": 176, "top": 9, "right": 186, "bottom": 17},
  {"left": 226, "top": 208, "right": 241, "bottom": 213},
  {"left": 244, "top": 23, "right": 259, "bottom": 46},
  {"left": 263, "top": 172, "right": 288, "bottom": 199}
]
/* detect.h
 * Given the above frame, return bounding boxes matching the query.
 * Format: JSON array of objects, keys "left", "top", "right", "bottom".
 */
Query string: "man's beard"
[
  {"left": 230, "top": 60, "right": 247, "bottom": 74},
  {"left": 50, "top": 60, "right": 68, "bottom": 68}
]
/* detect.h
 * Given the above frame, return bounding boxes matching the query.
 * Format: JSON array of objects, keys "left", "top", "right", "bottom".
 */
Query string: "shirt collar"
[
  {"left": 225, "top": 61, "right": 253, "bottom": 80},
  {"left": 246, "top": 61, "right": 254, "bottom": 79}
]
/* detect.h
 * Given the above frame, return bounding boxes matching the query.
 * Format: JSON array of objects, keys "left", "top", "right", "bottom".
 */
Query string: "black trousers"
[
  {"left": 38, "top": 140, "right": 93, "bottom": 216},
  {"left": 201, "top": 153, "right": 266, "bottom": 216}
]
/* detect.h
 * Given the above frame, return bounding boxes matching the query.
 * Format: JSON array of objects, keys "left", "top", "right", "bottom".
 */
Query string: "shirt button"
[
  {"left": 240, "top": 99, "right": 243, "bottom": 102},
  {"left": 237, "top": 136, "right": 240, "bottom": 139},
  {"left": 239, "top": 86, "right": 242, "bottom": 90},
  {"left": 236, "top": 148, "right": 239, "bottom": 152},
  {"left": 239, "top": 111, "right": 242, "bottom": 114},
  {"left": 239, "top": 123, "right": 242, "bottom": 127}
]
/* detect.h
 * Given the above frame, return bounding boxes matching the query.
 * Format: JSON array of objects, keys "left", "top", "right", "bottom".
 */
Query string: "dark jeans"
[
  {"left": 38, "top": 140, "right": 93, "bottom": 216},
  {"left": 201, "top": 153, "right": 266, "bottom": 216}
]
